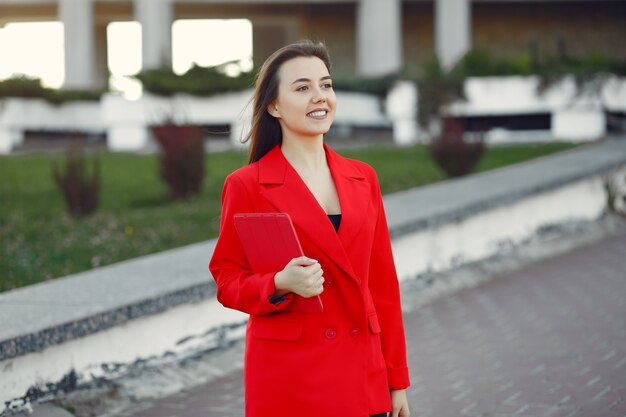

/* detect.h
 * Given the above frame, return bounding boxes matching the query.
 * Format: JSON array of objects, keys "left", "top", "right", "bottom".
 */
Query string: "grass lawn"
[{"left": 0, "top": 141, "right": 578, "bottom": 292}]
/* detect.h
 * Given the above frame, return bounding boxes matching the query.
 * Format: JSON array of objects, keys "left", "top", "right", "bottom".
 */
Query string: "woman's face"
[{"left": 269, "top": 56, "right": 336, "bottom": 140}]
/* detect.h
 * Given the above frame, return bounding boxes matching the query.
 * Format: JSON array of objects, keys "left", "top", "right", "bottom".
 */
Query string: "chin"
[
  {"left": 315, "top": 127, "right": 332, "bottom": 136},
  {"left": 314, "top": 121, "right": 334, "bottom": 134}
]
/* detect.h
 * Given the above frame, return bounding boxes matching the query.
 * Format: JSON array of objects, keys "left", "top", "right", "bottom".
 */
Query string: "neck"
[{"left": 280, "top": 135, "right": 326, "bottom": 173}]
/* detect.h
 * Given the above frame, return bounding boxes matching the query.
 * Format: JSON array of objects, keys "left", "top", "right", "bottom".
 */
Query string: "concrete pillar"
[
  {"left": 435, "top": 0, "right": 471, "bottom": 71},
  {"left": 134, "top": 0, "right": 173, "bottom": 70},
  {"left": 58, "top": 0, "right": 97, "bottom": 89},
  {"left": 356, "top": 0, "right": 402, "bottom": 77}
]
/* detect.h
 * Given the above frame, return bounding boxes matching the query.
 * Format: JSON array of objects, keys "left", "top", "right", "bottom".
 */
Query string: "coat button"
[
  {"left": 325, "top": 328, "right": 337, "bottom": 339},
  {"left": 350, "top": 327, "right": 360, "bottom": 337}
]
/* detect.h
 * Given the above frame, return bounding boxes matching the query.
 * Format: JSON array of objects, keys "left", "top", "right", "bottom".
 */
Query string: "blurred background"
[
  {"left": 1, "top": 0, "right": 625, "bottom": 91},
  {"left": 1, "top": 0, "right": 625, "bottom": 153}
]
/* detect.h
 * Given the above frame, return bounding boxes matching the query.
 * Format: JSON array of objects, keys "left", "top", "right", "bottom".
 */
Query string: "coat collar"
[{"left": 258, "top": 143, "right": 371, "bottom": 282}]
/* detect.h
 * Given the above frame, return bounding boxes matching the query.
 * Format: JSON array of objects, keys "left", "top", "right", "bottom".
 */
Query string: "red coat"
[{"left": 209, "top": 143, "right": 410, "bottom": 417}]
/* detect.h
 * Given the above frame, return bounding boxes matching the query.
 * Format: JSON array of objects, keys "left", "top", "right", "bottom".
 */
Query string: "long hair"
[{"left": 245, "top": 40, "right": 332, "bottom": 164}]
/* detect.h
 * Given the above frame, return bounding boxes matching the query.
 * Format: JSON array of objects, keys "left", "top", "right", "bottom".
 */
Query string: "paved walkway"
[{"left": 114, "top": 229, "right": 626, "bottom": 417}]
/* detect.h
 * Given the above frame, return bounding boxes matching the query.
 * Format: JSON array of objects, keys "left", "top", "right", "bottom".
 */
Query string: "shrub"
[
  {"left": 429, "top": 118, "right": 485, "bottom": 178},
  {"left": 412, "top": 55, "right": 466, "bottom": 128},
  {"left": 45, "top": 88, "right": 105, "bottom": 104},
  {"left": 449, "top": 48, "right": 534, "bottom": 77},
  {"left": 415, "top": 48, "right": 626, "bottom": 128},
  {"left": 133, "top": 63, "right": 254, "bottom": 97},
  {"left": 53, "top": 146, "right": 101, "bottom": 217},
  {"left": 0, "top": 75, "right": 48, "bottom": 99},
  {"left": 332, "top": 73, "right": 400, "bottom": 97},
  {"left": 151, "top": 124, "right": 205, "bottom": 199},
  {"left": 0, "top": 75, "right": 106, "bottom": 103},
  {"left": 416, "top": 78, "right": 465, "bottom": 129}
]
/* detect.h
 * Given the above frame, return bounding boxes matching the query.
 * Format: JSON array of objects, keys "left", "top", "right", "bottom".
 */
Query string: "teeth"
[{"left": 307, "top": 111, "right": 327, "bottom": 117}]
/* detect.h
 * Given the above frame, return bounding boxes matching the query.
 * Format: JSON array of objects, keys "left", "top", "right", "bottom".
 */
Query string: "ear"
[{"left": 267, "top": 100, "right": 281, "bottom": 119}]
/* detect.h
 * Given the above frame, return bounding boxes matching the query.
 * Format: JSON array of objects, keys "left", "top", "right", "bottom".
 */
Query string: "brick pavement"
[{"left": 121, "top": 231, "right": 626, "bottom": 417}]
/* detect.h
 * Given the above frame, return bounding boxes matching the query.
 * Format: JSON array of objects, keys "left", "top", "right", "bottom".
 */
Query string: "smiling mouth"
[{"left": 306, "top": 110, "right": 328, "bottom": 119}]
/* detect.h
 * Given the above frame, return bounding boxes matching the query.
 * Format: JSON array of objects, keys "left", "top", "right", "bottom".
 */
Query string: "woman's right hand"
[{"left": 274, "top": 256, "right": 324, "bottom": 298}]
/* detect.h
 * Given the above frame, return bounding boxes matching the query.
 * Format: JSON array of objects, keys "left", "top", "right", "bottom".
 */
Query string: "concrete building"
[{"left": 0, "top": 0, "right": 625, "bottom": 90}]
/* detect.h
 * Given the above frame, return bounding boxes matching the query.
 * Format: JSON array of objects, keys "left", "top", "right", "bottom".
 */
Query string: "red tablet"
[{"left": 234, "top": 213, "right": 324, "bottom": 314}]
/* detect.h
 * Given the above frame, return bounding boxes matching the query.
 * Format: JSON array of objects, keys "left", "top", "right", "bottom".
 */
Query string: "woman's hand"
[
  {"left": 274, "top": 256, "right": 324, "bottom": 298},
  {"left": 389, "top": 389, "right": 410, "bottom": 417}
]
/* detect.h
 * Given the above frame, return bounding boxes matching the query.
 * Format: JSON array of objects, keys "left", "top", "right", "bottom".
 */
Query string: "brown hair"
[{"left": 245, "top": 40, "right": 332, "bottom": 164}]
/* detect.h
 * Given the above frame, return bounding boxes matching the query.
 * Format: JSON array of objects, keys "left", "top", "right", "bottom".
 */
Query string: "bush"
[
  {"left": 449, "top": 48, "right": 534, "bottom": 77},
  {"left": 417, "top": 80, "right": 465, "bottom": 129},
  {"left": 449, "top": 48, "right": 626, "bottom": 79},
  {"left": 411, "top": 55, "right": 466, "bottom": 128},
  {"left": 0, "top": 75, "right": 106, "bottom": 103},
  {"left": 133, "top": 63, "right": 254, "bottom": 97},
  {"left": 421, "top": 51, "right": 530, "bottom": 81},
  {"left": 52, "top": 146, "right": 101, "bottom": 217},
  {"left": 45, "top": 88, "right": 106, "bottom": 104},
  {"left": 414, "top": 48, "right": 626, "bottom": 128},
  {"left": 332, "top": 73, "right": 400, "bottom": 97},
  {"left": 151, "top": 124, "right": 205, "bottom": 199},
  {"left": 0, "top": 75, "right": 48, "bottom": 99},
  {"left": 429, "top": 118, "right": 485, "bottom": 178}
]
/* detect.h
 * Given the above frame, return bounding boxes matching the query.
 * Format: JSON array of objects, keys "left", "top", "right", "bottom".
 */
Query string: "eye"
[
  {"left": 322, "top": 82, "right": 333, "bottom": 89},
  {"left": 296, "top": 85, "right": 308, "bottom": 92}
]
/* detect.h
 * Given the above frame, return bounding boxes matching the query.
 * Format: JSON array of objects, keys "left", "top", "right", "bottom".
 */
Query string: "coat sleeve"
[
  {"left": 208, "top": 173, "right": 296, "bottom": 316},
  {"left": 367, "top": 169, "right": 411, "bottom": 390}
]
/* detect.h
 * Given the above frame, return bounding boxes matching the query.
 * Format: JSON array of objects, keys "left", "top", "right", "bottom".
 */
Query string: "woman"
[{"left": 209, "top": 40, "right": 410, "bottom": 417}]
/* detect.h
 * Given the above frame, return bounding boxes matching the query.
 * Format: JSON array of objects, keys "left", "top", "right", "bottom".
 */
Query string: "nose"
[
  {"left": 312, "top": 86, "right": 327, "bottom": 104},
  {"left": 312, "top": 94, "right": 326, "bottom": 104}
]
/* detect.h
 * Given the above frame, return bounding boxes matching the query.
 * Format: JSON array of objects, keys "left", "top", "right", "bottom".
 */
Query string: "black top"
[{"left": 327, "top": 213, "right": 342, "bottom": 232}]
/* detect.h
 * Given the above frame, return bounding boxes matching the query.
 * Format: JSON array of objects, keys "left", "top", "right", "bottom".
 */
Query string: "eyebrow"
[{"left": 290, "top": 76, "right": 332, "bottom": 85}]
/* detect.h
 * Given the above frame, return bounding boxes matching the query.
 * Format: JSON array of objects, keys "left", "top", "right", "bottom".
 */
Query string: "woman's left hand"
[{"left": 389, "top": 389, "right": 410, "bottom": 417}]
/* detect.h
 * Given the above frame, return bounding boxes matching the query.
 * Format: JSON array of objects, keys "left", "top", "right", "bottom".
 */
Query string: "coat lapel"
[{"left": 258, "top": 143, "right": 371, "bottom": 283}]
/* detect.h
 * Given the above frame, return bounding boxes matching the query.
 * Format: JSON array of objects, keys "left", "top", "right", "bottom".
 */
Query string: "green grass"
[{"left": 0, "top": 142, "right": 578, "bottom": 292}]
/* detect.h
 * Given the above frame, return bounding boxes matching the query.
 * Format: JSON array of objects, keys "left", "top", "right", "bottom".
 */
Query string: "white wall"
[{"left": 1, "top": 297, "right": 247, "bottom": 410}]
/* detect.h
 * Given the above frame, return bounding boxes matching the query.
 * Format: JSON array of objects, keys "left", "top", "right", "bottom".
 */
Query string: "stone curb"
[{"left": 1, "top": 137, "right": 625, "bottom": 362}]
